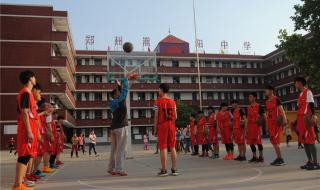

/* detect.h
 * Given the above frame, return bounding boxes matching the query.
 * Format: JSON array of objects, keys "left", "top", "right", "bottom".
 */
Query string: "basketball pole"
[
  {"left": 193, "top": 0, "right": 203, "bottom": 110},
  {"left": 125, "top": 69, "right": 133, "bottom": 159}
]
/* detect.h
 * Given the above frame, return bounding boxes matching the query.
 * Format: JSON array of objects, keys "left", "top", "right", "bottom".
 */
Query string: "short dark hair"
[
  {"left": 190, "top": 113, "right": 196, "bottom": 118},
  {"left": 220, "top": 102, "right": 228, "bottom": 108},
  {"left": 249, "top": 92, "right": 257, "bottom": 98},
  {"left": 57, "top": 116, "right": 64, "bottom": 120},
  {"left": 19, "top": 70, "right": 35, "bottom": 84},
  {"left": 208, "top": 106, "right": 214, "bottom": 110},
  {"left": 159, "top": 83, "right": 169, "bottom": 93},
  {"left": 33, "top": 83, "right": 42, "bottom": 91},
  {"left": 294, "top": 76, "right": 306, "bottom": 86},
  {"left": 230, "top": 100, "right": 239, "bottom": 104},
  {"left": 265, "top": 85, "right": 275, "bottom": 91}
]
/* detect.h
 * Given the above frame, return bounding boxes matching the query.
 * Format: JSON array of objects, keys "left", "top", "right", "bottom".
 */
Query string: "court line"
[{"left": 77, "top": 167, "right": 262, "bottom": 190}]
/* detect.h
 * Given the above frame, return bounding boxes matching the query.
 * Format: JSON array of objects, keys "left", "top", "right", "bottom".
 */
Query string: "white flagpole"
[{"left": 193, "top": 0, "right": 203, "bottom": 110}]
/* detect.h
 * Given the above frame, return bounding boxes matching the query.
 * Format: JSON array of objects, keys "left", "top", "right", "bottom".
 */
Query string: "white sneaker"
[{"left": 23, "top": 179, "right": 35, "bottom": 187}]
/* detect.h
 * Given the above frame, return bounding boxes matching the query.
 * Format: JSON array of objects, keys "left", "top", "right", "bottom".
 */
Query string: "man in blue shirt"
[{"left": 108, "top": 74, "right": 136, "bottom": 176}]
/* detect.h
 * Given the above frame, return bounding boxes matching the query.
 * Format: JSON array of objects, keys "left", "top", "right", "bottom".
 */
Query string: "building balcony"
[
  {"left": 271, "top": 75, "right": 297, "bottom": 87},
  {"left": 51, "top": 56, "right": 76, "bottom": 90},
  {"left": 56, "top": 109, "right": 76, "bottom": 127},
  {"left": 157, "top": 66, "right": 265, "bottom": 75},
  {"left": 76, "top": 65, "right": 108, "bottom": 73},
  {"left": 76, "top": 119, "right": 111, "bottom": 127},
  {"left": 76, "top": 101, "right": 108, "bottom": 108},
  {"left": 265, "top": 60, "right": 294, "bottom": 74},
  {"left": 51, "top": 31, "right": 68, "bottom": 42},
  {"left": 131, "top": 118, "right": 153, "bottom": 126},
  {"left": 76, "top": 83, "right": 114, "bottom": 91},
  {"left": 130, "top": 83, "right": 265, "bottom": 91},
  {"left": 130, "top": 100, "right": 154, "bottom": 108},
  {"left": 47, "top": 82, "right": 76, "bottom": 109}
]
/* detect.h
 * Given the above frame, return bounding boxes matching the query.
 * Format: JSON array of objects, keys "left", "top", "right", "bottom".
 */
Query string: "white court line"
[{"left": 77, "top": 167, "right": 262, "bottom": 190}]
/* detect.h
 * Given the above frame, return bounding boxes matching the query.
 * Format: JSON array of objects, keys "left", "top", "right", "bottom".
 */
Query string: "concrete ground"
[{"left": 1, "top": 141, "right": 320, "bottom": 190}]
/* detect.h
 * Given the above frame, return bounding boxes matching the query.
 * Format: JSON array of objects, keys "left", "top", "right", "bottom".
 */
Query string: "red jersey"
[
  {"left": 233, "top": 108, "right": 241, "bottom": 129},
  {"left": 217, "top": 111, "right": 231, "bottom": 129},
  {"left": 266, "top": 96, "right": 280, "bottom": 122},
  {"left": 16, "top": 87, "right": 38, "bottom": 157},
  {"left": 197, "top": 116, "right": 207, "bottom": 144},
  {"left": 154, "top": 97, "right": 176, "bottom": 125},
  {"left": 190, "top": 120, "right": 197, "bottom": 145}
]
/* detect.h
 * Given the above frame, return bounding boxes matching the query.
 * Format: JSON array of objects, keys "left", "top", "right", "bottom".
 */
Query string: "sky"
[{"left": 2, "top": 0, "right": 305, "bottom": 55}]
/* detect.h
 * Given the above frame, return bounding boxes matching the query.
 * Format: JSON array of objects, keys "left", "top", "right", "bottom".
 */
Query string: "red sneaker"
[
  {"left": 31, "top": 174, "right": 40, "bottom": 180},
  {"left": 56, "top": 160, "right": 64, "bottom": 165},
  {"left": 117, "top": 171, "right": 128, "bottom": 176},
  {"left": 26, "top": 174, "right": 38, "bottom": 182}
]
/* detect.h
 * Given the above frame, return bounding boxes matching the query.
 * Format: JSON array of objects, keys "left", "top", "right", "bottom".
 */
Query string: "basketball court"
[{"left": 1, "top": 142, "right": 319, "bottom": 190}]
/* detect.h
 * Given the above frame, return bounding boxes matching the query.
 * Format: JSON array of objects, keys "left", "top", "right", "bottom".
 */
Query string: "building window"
[
  {"left": 84, "top": 92, "right": 89, "bottom": 101},
  {"left": 192, "top": 92, "right": 197, "bottom": 101},
  {"left": 174, "top": 93, "right": 181, "bottom": 100},
  {"left": 84, "top": 75, "right": 90, "bottom": 83},
  {"left": 207, "top": 92, "right": 213, "bottom": 100},
  {"left": 205, "top": 61, "right": 211, "bottom": 67},
  {"left": 95, "top": 110, "right": 102, "bottom": 119},
  {"left": 76, "top": 75, "right": 82, "bottom": 83},
  {"left": 190, "top": 61, "right": 195, "bottom": 67},
  {"left": 138, "top": 92, "right": 145, "bottom": 100},
  {"left": 76, "top": 59, "right": 82, "bottom": 65},
  {"left": 85, "top": 58, "right": 90, "bottom": 65},
  {"left": 76, "top": 111, "right": 81, "bottom": 119},
  {"left": 76, "top": 93, "right": 82, "bottom": 101},
  {"left": 280, "top": 72, "right": 285, "bottom": 79},
  {"left": 94, "top": 75, "right": 102, "bottom": 83},
  {"left": 191, "top": 76, "right": 196, "bottom": 83},
  {"left": 172, "top": 60, "right": 179, "bottom": 67},
  {"left": 206, "top": 76, "right": 213, "bottom": 83},
  {"left": 288, "top": 69, "right": 292, "bottom": 76},
  {"left": 85, "top": 110, "right": 90, "bottom": 119},
  {"left": 94, "top": 92, "right": 102, "bottom": 101},
  {"left": 173, "top": 76, "right": 180, "bottom": 84},
  {"left": 138, "top": 110, "right": 146, "bottom": 118},
  {"left": 94, "top": 58, "right": 102, "bottom": 65}
]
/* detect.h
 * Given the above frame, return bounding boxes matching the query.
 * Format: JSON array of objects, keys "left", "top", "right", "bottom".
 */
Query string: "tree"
[
  {"left": 277, "top": 0, "right": 320, "bottom": 89},
  {"left": 175, "top": 101, "right": 197, "bottom": 129}
]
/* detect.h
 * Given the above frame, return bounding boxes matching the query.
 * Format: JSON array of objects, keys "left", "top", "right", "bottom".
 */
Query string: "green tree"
[
  {"left": 277, "top": 0, "right": 320, "bottom": 89},
  {"left": 175, "top": 101, "right": 197, "bottom": 129}
]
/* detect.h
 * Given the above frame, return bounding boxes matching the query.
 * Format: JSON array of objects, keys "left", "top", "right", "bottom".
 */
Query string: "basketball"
[{"left": 123, "top": 42, "right": 133, "bottom": 53}]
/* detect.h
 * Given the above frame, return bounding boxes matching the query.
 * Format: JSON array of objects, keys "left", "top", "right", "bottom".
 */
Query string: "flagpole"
[{"left": 193, "top": 0, "right": 203, "bottom": 110}]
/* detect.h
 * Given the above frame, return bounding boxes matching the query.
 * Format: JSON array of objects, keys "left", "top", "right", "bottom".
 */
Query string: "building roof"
[{"left": 159, "top": 34, "right": 189, "bottom": 44}]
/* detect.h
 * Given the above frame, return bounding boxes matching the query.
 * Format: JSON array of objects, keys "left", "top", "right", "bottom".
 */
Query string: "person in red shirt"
[
  {"left": 8, "top": 137, "right": 16, "bottom": 156},
  {"left": 246, "top": 92, "right": 265, "bottom": 163},
  {"left": 217, "top": 102, "right": 234, "bottom": 160},
  {"left": 197, "top": 111, "right": 209, "bottom": 157},
  {"left": 189, "top": 114, "right": 199, "bottom": 155},
  {"left": 55, "top": 116, "right": 65, "bottom": 165},
  {"left": 208, "top": 106, "right": 219, "bottom": 159},
  {"left": 153, "top": 83, "right": 179, "bottom": 177},
  {"left": 294, "top": 77, "right": 319, "bottom": 170},
  {"left": 265, "top": 85, "right": 288, "bottom": 166},
  {"left": 231, "top": 100, "right": 246, "bottom": 161},
  {"left": 12, "top": 70, "right": 37, "bottom": 190}
]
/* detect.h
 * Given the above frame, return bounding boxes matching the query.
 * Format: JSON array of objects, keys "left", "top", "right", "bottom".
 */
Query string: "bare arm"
[
  {"left": 153, "top": 110, "right": 158, "bottom": 136},
  {"left": 22, "top": 108, "right": 34, "bottom": 143},
  {"left": 278, "top": 105, "right": 287, "bottom": 124}
]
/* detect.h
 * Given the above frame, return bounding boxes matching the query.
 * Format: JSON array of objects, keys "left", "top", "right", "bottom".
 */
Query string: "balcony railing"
[
  {"left": 51, "top": 31, "right": 68, "bottom": 41},
  {"left": 76, "top": 65, "right": 108, "bottom": 73},
  {"left": 76, "top": 83, "right": 114, "bottom": 90},
  {"left": 76, "top": 101, "right": 108, "bottom": 108},
  {"left": 157, "top": 66, "right": 265, "bottom": 75}
]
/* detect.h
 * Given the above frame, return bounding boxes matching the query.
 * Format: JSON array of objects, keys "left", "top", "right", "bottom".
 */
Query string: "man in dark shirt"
[{"left": 107, "top": 74, "right": 136, "bottom": 176}]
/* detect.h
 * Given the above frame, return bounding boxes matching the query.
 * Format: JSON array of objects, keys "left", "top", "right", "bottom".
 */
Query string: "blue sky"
[{"left": 2, "top": 0, "right": 304, "bottom": 55}]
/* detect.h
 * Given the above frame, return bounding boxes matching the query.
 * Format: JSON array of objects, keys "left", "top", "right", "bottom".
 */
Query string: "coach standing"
[{"left": 107, "top": 74, "right": 136, "bottom": 176}]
